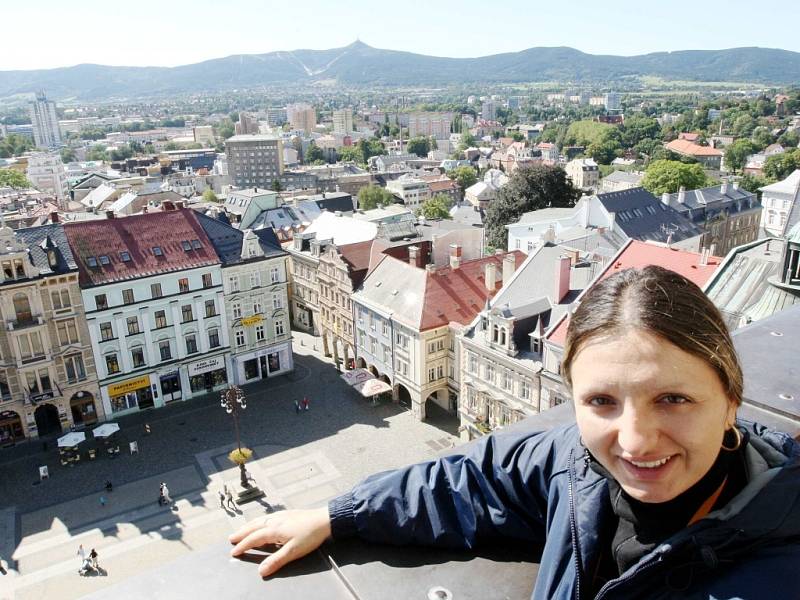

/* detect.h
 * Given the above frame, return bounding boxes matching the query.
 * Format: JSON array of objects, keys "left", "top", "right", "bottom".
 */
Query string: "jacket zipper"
[
  {"left": 567, "top": 448, "right": 583, "bottom": 600},
  {"left": 592, "top": 549, "right": 666, "bottom": 600}
]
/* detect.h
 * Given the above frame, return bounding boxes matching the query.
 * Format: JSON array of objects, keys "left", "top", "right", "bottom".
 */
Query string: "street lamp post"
[{"left": 220, "top": 385, "right": 250, "bottom": 489}]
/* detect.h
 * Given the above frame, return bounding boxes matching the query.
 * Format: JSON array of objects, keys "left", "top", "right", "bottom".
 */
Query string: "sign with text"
[
  {"left": 188, "top": 355, "right": 225, "bottom": 376},
  {"left": 108, "top": 375, "right": 151, "bottom": 397},
  {"left": 240, "top": 315, "right": 263, "bottom": 327}
]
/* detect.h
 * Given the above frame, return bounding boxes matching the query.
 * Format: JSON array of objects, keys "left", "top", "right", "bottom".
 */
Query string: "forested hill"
[{"left": 1, "top": 42, "right": 797, "bottom": 100}]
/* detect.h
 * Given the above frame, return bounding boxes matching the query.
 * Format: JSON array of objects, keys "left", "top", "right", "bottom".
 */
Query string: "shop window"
[{"left": 244, "top": 359, "right": 259, "bottom": 380}]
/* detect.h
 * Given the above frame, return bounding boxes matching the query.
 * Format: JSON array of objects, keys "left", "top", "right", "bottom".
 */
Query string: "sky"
[{"left": 2, "top": 0, "right": 798, "bottom": 71}]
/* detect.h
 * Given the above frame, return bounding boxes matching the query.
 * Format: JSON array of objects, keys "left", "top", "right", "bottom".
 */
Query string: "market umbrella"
[
  {"left": 340, "top": 368, "right": 374, "bottom": 386},
  {"left": 57, "top": 431, "right": 86, "bottom": 448},
  {"left": 354, "top": 378, "right": 392, "bottom": 398},
  {"left": 92, "top": 423, "right": 120, "bottom": 438}
]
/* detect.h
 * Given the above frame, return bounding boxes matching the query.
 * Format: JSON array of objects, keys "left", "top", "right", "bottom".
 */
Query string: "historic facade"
[{"left": 0, "top": 222, "right": 100, "bottom": 444}]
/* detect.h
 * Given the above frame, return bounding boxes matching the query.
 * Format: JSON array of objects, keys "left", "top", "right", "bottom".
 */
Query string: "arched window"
[
  {"left": 500, "top": 328, "right": 507, "bottom": 346},
  {"left": 13, "top": 293, "right": 32, "bottom": 324}
]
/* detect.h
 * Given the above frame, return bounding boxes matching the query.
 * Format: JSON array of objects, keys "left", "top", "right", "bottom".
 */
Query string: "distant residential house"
[
  {"left": 665, "top": 139, "right": 723, "bottom": 169},
  {"left": 759, "top": 169, "right": 800, "bottom": 236},
  {"left": 565, "top": 158, "right": 599, "bottom": 190},
  {"left": 600, "top": 170, "right": 643, "bottom": 193},
  {"left": 661, "top": 181, "right": 761, "bottom": 256},
  {"left": 535, "top": 142, "right": 559, "bottom": 163}
]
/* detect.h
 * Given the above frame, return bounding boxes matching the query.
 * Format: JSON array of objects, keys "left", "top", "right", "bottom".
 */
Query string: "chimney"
[
  {"left": 494, "top": 248, "right": 504, "bottom": 257},
  {"left": 699, "top": 247, "right": 709, "bottom": 266},
  {"left": 554, "top": 255, "right": 571, "bottom": 303},
  {"left": 710, "top": 242, "right": 717, "bottom": 256},
  {"left": 677, "top": 186, "right": 686, "bottom": 204},
  {"left": 50, "top": 212, "right": 59, "bottom": 223},
  {"left": 162, "top": 201, "right": 175, "bottom": 211},
  {"left": 484, "top": 261, "right": 497, "bottom": 291},
  {"left": 720, "top": 180, "right": 728, "bottom": 195},
  {"left": 142, "top": 206, "right": 149, "bottom": 213},
  {"left": 408, "top": 245, "right": 422, "bottom": 268},
  {"left": 733, "top": 181, "right": 740, "bottom": 191},
  {"left": 661, "top": 192, "right": 670, "bottom": 206},
  {"left": 449, "top": 243, "right": 462, "bottom": 270},
  {"left": 176, "top": 200, "right": 185, "bottom": 209},
  {"left": 105, "top": 210, "right": 115, "bottom": 219},
  {"left": 503, "top": 253, "right": 516, "bottom": 283}
]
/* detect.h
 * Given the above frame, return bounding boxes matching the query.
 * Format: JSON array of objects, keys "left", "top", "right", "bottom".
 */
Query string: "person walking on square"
[
  {"left": 303, "top": 397, "right": 309, "bottom": 411},
  {"left": 89, "top": 548, "right": 99, "bottom": 569},
  {"left": 77, "top": 544, "right": 86, "bottom": 565},
  {"left": 99, "top": 495, "right": 107, "bottom": 507},
  {"left": 0, "top": 555, "right": 7, "bottom": 575},
  {"left": 225, "top": 487, "right": 237, "bottom": 511},
  {"left": 161, "top": 482, "right": 172, "bottom": 505},
  {"left": 294, "top": 400, "right": 300, "bottom": 414},
  {"left": 218, "top": 489, "right": 226, "bottom": 509}
]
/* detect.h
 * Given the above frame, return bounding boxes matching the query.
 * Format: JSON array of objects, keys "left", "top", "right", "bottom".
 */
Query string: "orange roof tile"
[{"left": 666, "top": 138, "right": 722, "bottom": 157}]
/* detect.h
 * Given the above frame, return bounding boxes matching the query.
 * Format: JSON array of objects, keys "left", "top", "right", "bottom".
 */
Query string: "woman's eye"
[
  {"left": 660, "top": 395, "right": 690, "bottom": 405},
  {"left": 587, "top": 396, "right": 614, "bottom": 406}
]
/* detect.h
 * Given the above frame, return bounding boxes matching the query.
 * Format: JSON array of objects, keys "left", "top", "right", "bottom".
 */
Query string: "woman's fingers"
[
  {"left": 229, "top": 515, "right": 273, "bottom": 545},
  {"left": 258, "top": 540, "right": 298, "bottom": 578},
  {"left": 230, "top": 525, "right": 281, "bottom": 557}
]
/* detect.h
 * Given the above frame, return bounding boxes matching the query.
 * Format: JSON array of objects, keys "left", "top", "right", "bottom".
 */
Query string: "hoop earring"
[{"left": 721, "top": 426, "right": 743, "bottom": 452}]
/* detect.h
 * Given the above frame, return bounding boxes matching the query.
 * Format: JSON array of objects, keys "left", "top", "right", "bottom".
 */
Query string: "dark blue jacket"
[{"left": 329, "top": 420, "right": 800, "bottom": 599}]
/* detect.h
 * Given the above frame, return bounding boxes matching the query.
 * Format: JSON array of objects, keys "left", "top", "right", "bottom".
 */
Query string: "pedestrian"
[
  {"left": 0, "top": 555, "right": 7, "bottom": 575},
  {"left": 105, "top": 480, "right": 113, "bottom": 493},
  {"left": 77, "top": 544, "right": 86, "bottom": 563},
  {"left": 303, "top": 397, "right": 309, "bottom": 411},
  {"left": 218, "top": 489, "right": 226, "bottom": 509},
  {"left": 294, "top": 400, "right": 300, "bottom": 414},
  {"left": 144, "top": 423, "right": 151, "bottom": 435},
  {"left": 161, "top": 482, "right": 172, "bottom": 505},
  {"left": 225, "top": 487, "right": 237, "bottom": 511},
  {"left": 99, "top": 495, "right": 106, "bottom": 507},
  {"left": 89, "top": 548, "right": 99, "bottom": 569}
]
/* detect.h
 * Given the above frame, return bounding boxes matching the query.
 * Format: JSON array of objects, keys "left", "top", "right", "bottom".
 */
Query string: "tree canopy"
[
  {"left": 0, "top": 168, "right": 31, "bottom": 189},
  {"left": 641, "top": 160, "right": 708, "bottom": 195},
  {"left": 484, "top": 164, "right": 580, "bottom": 249},
  {"left": 0, "top": 134, "right": 34, "bottom": 158},
  {"left": 407, "top": 136, "right": 432, "bottom": 157},
  {"left": 202, "top": 188, "right": 219, "bottom": 202},
  {"left": 357, "top": 185, "right": 394, "bottom": 210},
  {"left": 763, "top": 149, "right": 800, "bottom": 181},
  {"left": 724, "top": 139, "right": 757, "bottom": 174},
  {"left": 417, "top": 194, "right": 453, "bottom": 220},
  {"left": 447, "top": 165, "right": 478, "bottom": 191},
  {"left": 304, "top": 142, "right": 324, "bottom": 164}
]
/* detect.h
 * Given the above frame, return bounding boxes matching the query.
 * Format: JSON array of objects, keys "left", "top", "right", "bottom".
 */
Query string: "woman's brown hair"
[{"left": 562, "top": 265, "right": 743, "bottom": 406}]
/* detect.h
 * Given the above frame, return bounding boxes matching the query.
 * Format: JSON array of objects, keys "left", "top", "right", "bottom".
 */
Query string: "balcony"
[{"left": 6, "top": 315, "right": 45, "bottom": 331}]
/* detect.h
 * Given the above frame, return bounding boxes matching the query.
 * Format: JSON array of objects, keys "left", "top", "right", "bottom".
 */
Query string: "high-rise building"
[
  {"left": 266, "top": 108, "right": 288, "bottom": 127},
  {"left": 603, "top": 92, "right": 621, "bottom": 112},
  {"left": 234, "top": 112, "right": 260, "bottom": 136},
  {"left": 286, "top": 103, "right": 317, "bottom": 134},
  {"left": 225, "top": 135, "right": 284, "bottom": 189},
  {"left": 26, "top": 153, "right": 68, "bottom": 207},
  {"left": 332, "top": 109, "right": 353, "bottom": 135},
  {"left": 29, "top": 91, "right": 62, "bottom": 149},
  {"left": 408, "top": 112, "right": 453, "bottom": 139},
  {"left": 481, "top": 100, "right": 497, "bottom": 121}
]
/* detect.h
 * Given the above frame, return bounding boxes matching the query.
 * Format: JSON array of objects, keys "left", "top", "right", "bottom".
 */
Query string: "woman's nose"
[{"left": 616, "top": 406, "right": 658, "bottom": 455}]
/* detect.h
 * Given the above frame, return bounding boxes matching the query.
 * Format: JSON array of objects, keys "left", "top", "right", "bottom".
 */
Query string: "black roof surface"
[
  {"left": 15, "top": 223, "right": 77, "bottom": 275},
  {"left": 195, "top": 212, "right": 285, "bottom": 266}
]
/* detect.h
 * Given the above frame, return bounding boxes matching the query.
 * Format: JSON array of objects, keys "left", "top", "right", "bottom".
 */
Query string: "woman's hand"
[{"left": 229, "top": 507, "right": 332, "bottom": 577}]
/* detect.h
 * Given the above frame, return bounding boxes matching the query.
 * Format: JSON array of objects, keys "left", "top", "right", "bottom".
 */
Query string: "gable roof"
[
  {"left": 15, "top": 223, "right": 78, "bottom": 275},
  {"left": 665, "top": 139, "right": 723, "bottom": 157},
  {"left": 63, "top": 208, "right": 219, "bottom": 287},
  {"left": 195, "top": 211, "right": 285, "bottom": 266}
]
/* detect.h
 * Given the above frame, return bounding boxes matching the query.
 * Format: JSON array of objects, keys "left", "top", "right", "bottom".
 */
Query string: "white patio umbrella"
[
  {"left": 340, "top": 368, "right": 374, "bottom": 386},
  {"left": 57, "top": 431, "right": 86, "bottom": 448},
  {"left": 92, "top": 423, "right": 120, "bottom": 438},
  {"left": 354, "top": 378, "right": 392, "bottom": 398}
]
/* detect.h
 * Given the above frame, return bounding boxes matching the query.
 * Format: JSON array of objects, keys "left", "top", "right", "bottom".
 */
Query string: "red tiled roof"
[
  {"left": 429, "top": 179, "right": 459, "bottom": 193},
  {"left": 420, "top": 251, "right": 526, "bottom": 329},
  {"left": 666, "top": 139, "right": 722, "bottom": 157},
  {"left": 546, "top": 240, "right": 721, "bottom": 346},
  {"left": 63, "top": 208, "right": 219, "bottom": 287},
  {"left": 337, "top": 240, "right": 374, "bottom": 273}
]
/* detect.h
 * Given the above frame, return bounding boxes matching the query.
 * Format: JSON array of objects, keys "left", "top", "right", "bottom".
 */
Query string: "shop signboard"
[
  {"left": 108, "top": 375, "right": 151, "bottom": 397},
  {"left": 188, "top": 355, "right": 226, "bottom": 376},
  {"left": 241, "top": 315, "right": 263, "bottom": 327}
]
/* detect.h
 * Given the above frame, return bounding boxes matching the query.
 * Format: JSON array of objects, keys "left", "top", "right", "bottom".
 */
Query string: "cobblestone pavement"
[{"left": 0, "top": 331, "right": 459, "bottom": 600}]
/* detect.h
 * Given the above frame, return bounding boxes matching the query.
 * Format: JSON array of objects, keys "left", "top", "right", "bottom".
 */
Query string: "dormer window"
[
  {"left": 14, "top": 258, "right": 25, "bottom": 278},
  {"left": 99, "top": 255, "right": 110, "bottom": 266},
  {"left": 120, "top": 251, "right": 131, "bottom": 262},
  {"left": 191, "top": 240, "right": 202, "bottom": 250},
  {"left": 86, "top": 256, "right": 98, "bottom": 268},
  {"left": 181, "top": 241, "right": 192, "bottom": 251},
  {"left": 152, "top": 246, "right": 163, "bottom": 257},
  {"left": 47, "top": 250, "right": 57, "bottom": 268}
]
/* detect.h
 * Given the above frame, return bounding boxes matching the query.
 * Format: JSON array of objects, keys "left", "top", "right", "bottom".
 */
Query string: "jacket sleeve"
[{"left": 328, "top": 426, "right": 568, "bottom": 549}]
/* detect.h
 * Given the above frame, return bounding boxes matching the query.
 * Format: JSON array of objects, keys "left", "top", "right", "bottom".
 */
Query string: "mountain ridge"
[{"left": 1, "top": 43, "right": 797, "bottom": 101}]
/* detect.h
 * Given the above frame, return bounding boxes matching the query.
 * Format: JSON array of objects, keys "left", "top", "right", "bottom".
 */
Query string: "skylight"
[
  {"left": 181, "top": 241, "right": 192, "bottom": 251},
  {"left": 86, "top": 256, "right": 98, "bottom": 267},
  {"left": 99, "top": 255, "right": 110, "bottom": 265},
  {"left": 153, "top": 246, "right": 163, "bottom": 256},
  {"left": 120, "top": 251, "right": 131, "bottom": 262},
  {"left": 191, "top": 239, "right": 202, "bottom": 250}
]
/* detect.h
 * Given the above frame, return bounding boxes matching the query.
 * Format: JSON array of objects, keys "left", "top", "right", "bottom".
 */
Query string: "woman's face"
[{"left": 571, "top": 329, "right": 737, "bottom": 503}]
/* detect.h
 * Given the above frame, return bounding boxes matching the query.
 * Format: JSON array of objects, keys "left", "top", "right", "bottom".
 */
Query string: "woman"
[{"left": 230, "top": 266, "right": 800, "bottom": 598}]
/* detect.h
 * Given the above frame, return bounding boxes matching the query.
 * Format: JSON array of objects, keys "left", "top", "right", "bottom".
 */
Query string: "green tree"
[
  {"left": 738, "top": 173, "right": 768, "bottom": 194},
  {"left": 417, "top": 194, "right": 453, "bottom": 220},
  {"left": 357, "top": 185, "right": 394, "bottom": 210},
  {"left": 724, "top": 139, "right": 757, "bottom": 174},
  {"left": 620, "top": 115, "right": 661, "bottom": 148},
  {"left": 0, "top": 134, "right": 34, "bottom": 158},
  {"left": 732, "top": 114, "right": 756, "bottom": 138},
  {"left": 763, "top": 149, "right": 800, "bottom": 181},
  {"left": 110, "top": 144, "right": 135, "bottom": 161},
  {"left": 271, "top": 179, "right": 283, "bottom": 192},
  {"left": 60, "top": 147, "right": 77, "bottom": 163},
  {"left": 0, "top": 168, "right": 31, "bottom": 189},
  {"left": 448, "top": 165, "right": 478, "bottom": 192},
  {"left": 778, "top": 130, "right": 799, "bottom": 148},
  {"left": 86, "top": 144, "right": 109, "bottom": 162},
  {"left": 163, "top": 142, "right": 180, "bottom": 151},
  {"left": 407, "top": 136, "right": 431, "bottom": 157},
  {"left": 587, "top": 138, "right": 620, "bottom": 165},
  {"left": 304, "top": 142, "right": 324, "bottom": 164},
  {"left": 641, "top": 160, "right": 708, "bottom": 195},
  {"left": 216, "top": 119, "right": 235, "bottom": 140},
  {"left": 484, "top": 165, "right": 581, "bottom": 249},
  {"left": 457, "top": 132, "right": 477, "bottom": 151},
  {"left": 337, "top": 145, "right": 364, "bottom": 164},
  {"left": 202, "top": 188, "right": 219, "bottom": 202},
  {"left": 751, "top": 126, "right": 774, "bottom": 151}
]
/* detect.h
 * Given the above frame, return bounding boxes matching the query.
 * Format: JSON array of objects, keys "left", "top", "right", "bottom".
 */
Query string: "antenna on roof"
[{"left": 660, "top": 223, "right": 678, "bottom": 247}]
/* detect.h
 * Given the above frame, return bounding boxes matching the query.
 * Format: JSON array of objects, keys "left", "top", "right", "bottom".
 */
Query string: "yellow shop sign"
[
  {"left": 241, "top": 315, "right": 263, "bottom": 326},
  {"left": 107, "top": 375, "right": 151, "bottom": 397}
]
